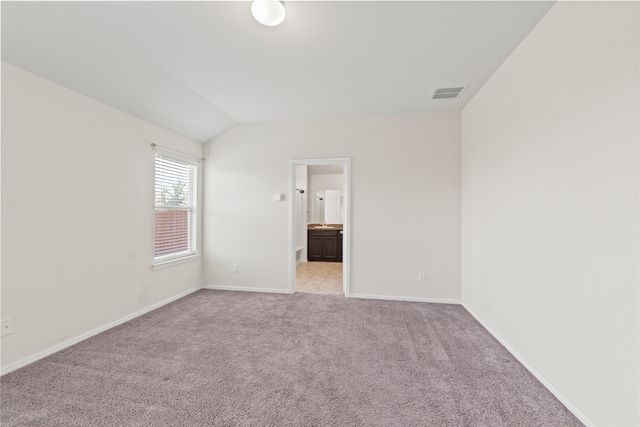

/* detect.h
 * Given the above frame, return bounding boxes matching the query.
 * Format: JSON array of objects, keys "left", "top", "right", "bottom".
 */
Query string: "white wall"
[
  {"left": 294, "top": 165, "right": 307, "bottom": 262},
  {"left": 461, "top": 2, "right": 639, "bottom": 426},
  {"left": 1, "top": 63, "right": 204, "bottom": 371},
  {"left": 203, "top": 112, "right": 461, "bottom": 301}
]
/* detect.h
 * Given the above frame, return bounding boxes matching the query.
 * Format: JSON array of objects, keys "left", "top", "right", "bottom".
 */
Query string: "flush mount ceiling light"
[{"left": 251, "top": 1, "right": 286, "bottom": 27}]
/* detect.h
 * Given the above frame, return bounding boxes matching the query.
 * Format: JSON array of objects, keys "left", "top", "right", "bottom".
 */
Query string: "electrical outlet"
[
  {"left": 144, "top": 279, "right": 150, "bottom": 291},
  {"left": 418, "top": 272, "right": 426, "bottom": 282},
  {"left": 232, "top": 264, "right": 239, "bottom": 273},
  {"left": 1, "top": 318, "right": 14, "bottom": 337}
]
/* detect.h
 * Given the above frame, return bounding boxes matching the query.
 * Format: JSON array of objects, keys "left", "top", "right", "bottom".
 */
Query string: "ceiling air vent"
[{"left": 432, "top": 87, "right": 465, "bottom": 99}]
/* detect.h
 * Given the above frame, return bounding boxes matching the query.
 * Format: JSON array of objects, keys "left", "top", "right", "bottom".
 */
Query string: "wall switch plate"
[
  {"left": 144, "top": 279, "right": 150, "bottom": 291},
  {"left": 273, "top": 193, "right": 284, "bottom": 201},
  {"left": 418, "top": 272, "right": 426, "bottom": 282},
  {"left": 1, "top": 318, "right": 14, "bottom": 337},
  {"left": 232, "top": 264, "right": 239, "bottom": 273}
]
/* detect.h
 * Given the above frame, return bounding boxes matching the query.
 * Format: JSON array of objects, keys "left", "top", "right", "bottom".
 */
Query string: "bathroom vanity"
[{"left": 307, "top": 225, "right": 343, "bottom": 262}]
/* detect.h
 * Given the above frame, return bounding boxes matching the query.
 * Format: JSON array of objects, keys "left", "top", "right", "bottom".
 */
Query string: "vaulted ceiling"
[{"left": 2, "top": 1, "right": 554, "bottom": 143}]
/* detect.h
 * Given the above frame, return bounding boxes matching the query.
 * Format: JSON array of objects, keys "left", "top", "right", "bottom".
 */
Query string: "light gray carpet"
[{"left": 1, "top": 290, "right": 582, "bottom": 426}]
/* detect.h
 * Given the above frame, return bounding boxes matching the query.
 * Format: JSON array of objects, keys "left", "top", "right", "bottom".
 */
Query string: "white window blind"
[{"left": 154, "top": 150, "right": 197, "bottom": 261}]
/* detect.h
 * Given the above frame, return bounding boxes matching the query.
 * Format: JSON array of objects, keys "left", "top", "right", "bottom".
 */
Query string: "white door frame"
[{"left": 288, "top": 158, "right": 351, "bottom": 297}]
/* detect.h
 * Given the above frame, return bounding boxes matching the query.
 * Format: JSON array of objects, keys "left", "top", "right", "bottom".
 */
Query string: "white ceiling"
[{"left": 1, "top": 1, "right": 554, "bottom": 143}]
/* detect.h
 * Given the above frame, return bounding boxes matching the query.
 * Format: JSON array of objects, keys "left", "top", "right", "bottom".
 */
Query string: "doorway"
[{"left": 288, "top": 158, "right": 350, "bottom": 296}]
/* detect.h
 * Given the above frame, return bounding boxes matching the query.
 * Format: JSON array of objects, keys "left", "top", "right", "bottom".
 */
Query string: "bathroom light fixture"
[{"left": 251, "top": 0, "right": 285, "bottom": 26}]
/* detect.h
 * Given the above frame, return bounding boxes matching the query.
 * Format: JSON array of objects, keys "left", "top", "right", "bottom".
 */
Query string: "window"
[{"left": 154, "top": 148, "right": 198, "bottom": 264}]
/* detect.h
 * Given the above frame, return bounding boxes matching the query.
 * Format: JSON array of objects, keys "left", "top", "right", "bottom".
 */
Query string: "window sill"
[{"left": 152, "top": 254, "right": 200, "bottom": 271}]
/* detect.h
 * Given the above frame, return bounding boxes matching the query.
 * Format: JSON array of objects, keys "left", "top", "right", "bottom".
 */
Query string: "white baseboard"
[
  {"left": 461, "top": 302, "right": 597, "bottom": 427},
  {"left": 201, "top": 285, "right": 292, "bottom": 294},
  {"left": 1, "top": 287, "right": 202, "bottom": 376},
  {"left": 349, "top": 293, "right": 460, "bottom": 305}
]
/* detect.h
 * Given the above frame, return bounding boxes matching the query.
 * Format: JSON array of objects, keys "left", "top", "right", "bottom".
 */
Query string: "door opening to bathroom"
[{"left": 289, "top": 158, "right": 350, "bottom": 297}]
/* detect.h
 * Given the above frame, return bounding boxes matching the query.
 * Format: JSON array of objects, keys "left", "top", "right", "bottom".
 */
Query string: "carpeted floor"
[{"left": 1, "top": 290, "right": 582, "bottom": 426}]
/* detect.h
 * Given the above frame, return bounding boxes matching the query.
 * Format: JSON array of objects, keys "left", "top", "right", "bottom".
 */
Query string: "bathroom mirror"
[
  {"left": 314, "top": 189, "right": 343, "bottom": 224},
  {"left": 315, "top": 190, "right": 325, "bottom": 224}
]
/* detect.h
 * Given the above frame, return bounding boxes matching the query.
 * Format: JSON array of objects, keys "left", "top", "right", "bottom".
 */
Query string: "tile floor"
[{"left": 295, "top": 261, "right": 343, "bottom": 295}]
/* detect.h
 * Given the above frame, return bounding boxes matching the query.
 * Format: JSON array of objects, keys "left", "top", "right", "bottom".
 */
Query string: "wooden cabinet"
[{"left": 308, "top": 229, "right": 343, "bottom": 262}]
